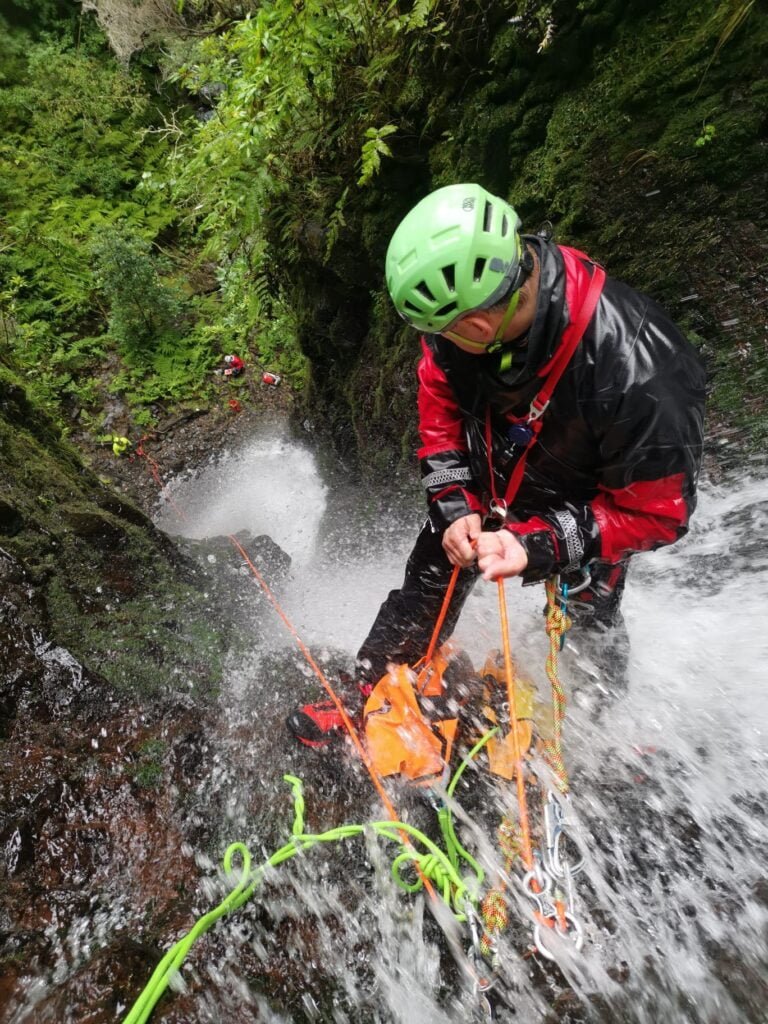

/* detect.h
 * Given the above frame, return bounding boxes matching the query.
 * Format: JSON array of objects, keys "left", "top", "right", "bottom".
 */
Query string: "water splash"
[
  {"left": 154, "top": 429, "right": 328, "bottom": 568},
  {"left": 169, "top": 433, "right": 767, "bottom": 1023}
]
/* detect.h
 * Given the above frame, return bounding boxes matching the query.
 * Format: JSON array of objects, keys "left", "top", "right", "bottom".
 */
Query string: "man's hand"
[
  {"left": 476, "top": 529, "right": 529, "bottom": 581},
  {"left": 442, "top": 513, "right": 482, "bottom": 568}
]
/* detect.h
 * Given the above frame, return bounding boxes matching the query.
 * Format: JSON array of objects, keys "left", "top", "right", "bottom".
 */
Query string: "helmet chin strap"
[
  {"left": 487, "top": 288, "right": 522, "bottom": 350},
  {"left": 441, "top": 288, "right": 523, "bottom": 354},
  {"left": 440, "top": 329, "right": 489, "bottom": 351}
]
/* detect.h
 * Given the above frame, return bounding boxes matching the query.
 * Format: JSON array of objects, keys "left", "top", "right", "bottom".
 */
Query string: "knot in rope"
[
  {"left": 544, "top": 603, "right": 572, "bottom": 643},
  {"left": 391, "top": 849, "right": 464, "bottom": 910}
]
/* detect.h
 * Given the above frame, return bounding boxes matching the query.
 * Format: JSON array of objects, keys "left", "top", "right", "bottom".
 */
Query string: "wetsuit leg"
[
  {"left": 566, "top": 559, "right": 631, "bottom": 698},
  {"left": 356, "top": 520, "right": 479, "bottom": 685},
  {"left": 567, "top": 558, "right": 629, "bottom": 629}
]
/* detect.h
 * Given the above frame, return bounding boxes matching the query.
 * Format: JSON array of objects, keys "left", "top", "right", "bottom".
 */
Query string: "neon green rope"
[
  {"left": 123, "top": 775, "right": 478, "bottom": 1024},
  {"left": 437, "top": 728, "right": 498, "bottom": 882}
]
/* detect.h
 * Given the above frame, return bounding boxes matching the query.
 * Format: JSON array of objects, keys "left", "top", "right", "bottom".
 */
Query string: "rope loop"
[{"left": 222, "top": 842, "right": 252, "bottom": 885}]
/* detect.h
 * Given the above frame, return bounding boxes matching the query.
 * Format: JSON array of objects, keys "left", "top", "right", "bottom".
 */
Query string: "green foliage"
[
  {"left": 695, "top": 123, "right": 716, "bottom": 147},
  {"left": 1, "top": 0, "right": 766, "bottom": 454},
  {"left": 154, "top": 0, "right": 456, "bottom": 361},
  {"left": 0, "top": 27, "right": 181, "bottom": 418},
  {"left": 92, "top": 230, "right": 187, "bottom": 358},
  {"left": 358, "top": 125, "right": 398, "bottom": 187}
]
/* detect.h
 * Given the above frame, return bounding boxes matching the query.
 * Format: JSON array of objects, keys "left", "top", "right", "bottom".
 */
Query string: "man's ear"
[{"left": 453, "top": 310, "right": 496, "bottom": 341}]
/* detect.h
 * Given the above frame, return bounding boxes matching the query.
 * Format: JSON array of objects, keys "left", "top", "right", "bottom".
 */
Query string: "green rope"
[
  {"left": 437, "top": 728, "right": 498, "bottom": 882},
  {"left": 123, "top": 774, "right": 479, "bottom": 1024}
]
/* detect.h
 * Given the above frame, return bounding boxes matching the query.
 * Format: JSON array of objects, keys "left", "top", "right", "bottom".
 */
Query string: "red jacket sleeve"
[
  {"left": 417, "top": 338, "right": 466, "bottom": 457},
  {"left": 417, "top": 338, "right": 483, "bottom": 527}
]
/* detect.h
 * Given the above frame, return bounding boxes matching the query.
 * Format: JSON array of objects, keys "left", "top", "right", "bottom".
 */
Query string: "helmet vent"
[
  {"left": 435, "top": 301, "right": 458, "bottom": 319},
  {"left": 483, "top": 201, "right": 493, "bottom": 233},
  {"left": 473, "top": 257, "right": 487, "bottom": 282},
  {"left": 404, "top": 300, "right": 422, "bottom": 314},
  {"left": 442, "top": 265, "right": 456, "bottom": 293},
  {"left": 501, "top": 214, "right": 509, "bottom": 237},
  {"left": 415, "top": 281, "right": 436, "bottom": 302}
]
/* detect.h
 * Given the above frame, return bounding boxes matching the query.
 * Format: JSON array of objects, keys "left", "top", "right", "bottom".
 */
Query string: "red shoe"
[
  {"left": 286, "top": 699, "right": 348, "bottom": 748},
  {"left": 286, "top": 679, "right": 373, "bottom": 748}
]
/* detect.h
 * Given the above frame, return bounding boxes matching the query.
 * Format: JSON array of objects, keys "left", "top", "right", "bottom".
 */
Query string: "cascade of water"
[{"left": 9, "top": 426, "right": 764, "bottom": 1022}]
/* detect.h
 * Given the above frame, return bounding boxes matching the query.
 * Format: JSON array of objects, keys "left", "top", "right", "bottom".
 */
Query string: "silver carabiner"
[
  {"left": 488, "top": 498, "right": 508, "bottom": 520},
  {"left": 521, "top": 858, "right": 551, "bottom": 905},
  {"left": 556, "top": 569, "right": 592, "bottom": 598},
  {"left": 464, "top": 904, "right": 497, "bottom": 995},
  {"left": 533, "top": 911, "right": 585, "bottom": 961},
  {"left": 544, "top": 793, "right": 585, "bottom": 880}
]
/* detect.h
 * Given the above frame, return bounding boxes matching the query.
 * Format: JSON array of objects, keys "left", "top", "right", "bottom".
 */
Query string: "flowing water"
[
  {"left": 151, "top": 425, "right": 768, "bottom": 1023},
  {"left": 6, "top": 425, "right": 766, "bottom": 1023}
]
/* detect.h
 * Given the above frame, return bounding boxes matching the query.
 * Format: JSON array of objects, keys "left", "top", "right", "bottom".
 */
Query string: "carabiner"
[
  {"left": 488, "top": 498, "right": 508, "bottom": 520},
  {"left": 533, "top": 911, "right": 585, "bottom": 961},
  {"left": 543, "top": 793, "right": 585, "bottom": 880}
]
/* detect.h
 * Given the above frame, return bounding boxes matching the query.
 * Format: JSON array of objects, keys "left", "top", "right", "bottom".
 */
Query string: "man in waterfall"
[{"left": 287, "top": 182, "right": 706, "bottom": 748}]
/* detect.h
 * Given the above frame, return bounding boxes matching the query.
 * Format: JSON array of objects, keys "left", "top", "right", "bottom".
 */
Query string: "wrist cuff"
[{"left": 511, "top": 528, "right": 558, "bottom": 583}]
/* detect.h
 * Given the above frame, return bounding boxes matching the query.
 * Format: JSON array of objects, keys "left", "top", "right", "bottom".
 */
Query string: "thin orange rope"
[
  {"left": 496, "top": 578, "right": 535, "bottom": 872},
  {"left": 227, "top": 536, "right": 401, "bottom": 819},
  {"left": 422, "top": 563, "right": 461, "bottom": 668},
  {"left": 227, "top": 535, "right": 436, "bottom": 899}
]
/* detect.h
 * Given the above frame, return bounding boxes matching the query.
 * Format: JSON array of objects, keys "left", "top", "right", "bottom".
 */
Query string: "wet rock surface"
[{"left": 0, "top": 594, "right": 213, "bottom": 1022}]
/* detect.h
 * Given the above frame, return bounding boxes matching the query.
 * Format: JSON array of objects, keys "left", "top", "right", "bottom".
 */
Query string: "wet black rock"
[{"left": 0, "top": 499, "right": 23, "bottom": 537}]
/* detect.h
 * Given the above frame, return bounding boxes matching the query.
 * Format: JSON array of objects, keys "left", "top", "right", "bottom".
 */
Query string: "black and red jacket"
[{"left": 417, "top": 236, "right": 707, "bottom": 582}]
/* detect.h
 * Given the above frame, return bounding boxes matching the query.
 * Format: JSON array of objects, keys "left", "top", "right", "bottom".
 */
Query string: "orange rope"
[
  {"left": 224, "top": 537, "right": 436, "bottom": 898},
  {"left": 496, "top": 579, "right": 535, "bottom": 873},
  {"left": 227, "top": 535, "right": 402, "bottom": 823},
  {"left": 422, "top": 563, "right": 461, "bottom": 669}
]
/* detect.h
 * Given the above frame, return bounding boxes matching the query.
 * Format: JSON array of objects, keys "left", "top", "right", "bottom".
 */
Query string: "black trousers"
[{"left": 356, "top": 520, "right": 629, "bottom": 685}]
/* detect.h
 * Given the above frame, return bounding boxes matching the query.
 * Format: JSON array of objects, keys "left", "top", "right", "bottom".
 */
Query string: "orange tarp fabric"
[
  {"left": 364, "top": 663, "right": 457, "bottom": 783},
  {"left": 481, "top": 652, "right": 535, "bottom": 781}
]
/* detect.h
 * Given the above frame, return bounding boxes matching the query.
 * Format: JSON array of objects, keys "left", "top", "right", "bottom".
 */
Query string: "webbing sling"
[{"left": 485, "top": 263, "right": 606, "bottom": 513}]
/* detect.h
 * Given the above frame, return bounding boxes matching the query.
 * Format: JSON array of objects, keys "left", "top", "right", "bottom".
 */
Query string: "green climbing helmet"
[{"left": 386, "top": 183, "right": 524, "bottom": 333}]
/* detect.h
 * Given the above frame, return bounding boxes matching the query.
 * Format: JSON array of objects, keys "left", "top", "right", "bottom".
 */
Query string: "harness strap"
[{"left": 485, "top": 263, "right": 606, "bottom": 511}]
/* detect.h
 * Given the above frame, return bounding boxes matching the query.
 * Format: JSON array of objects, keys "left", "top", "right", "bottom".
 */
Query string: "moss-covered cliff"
[
  {"left": 0, "top": 360, "right": 230, "bottom": 696},
  {"left": 285, "top": 0, "right": 767, "bottom": 470}
]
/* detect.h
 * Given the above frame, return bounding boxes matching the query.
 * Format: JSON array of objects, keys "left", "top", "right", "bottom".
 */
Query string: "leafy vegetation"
[{"left": 0, "top": 0, "right": 765, "bottom": 454}]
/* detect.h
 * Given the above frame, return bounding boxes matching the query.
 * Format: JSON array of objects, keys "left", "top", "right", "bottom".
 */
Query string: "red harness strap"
[{"left": 485, "top": 264, "right": 606, "bottom": 515}]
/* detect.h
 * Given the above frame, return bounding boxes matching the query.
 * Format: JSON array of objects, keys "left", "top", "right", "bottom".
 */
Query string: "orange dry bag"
[{"left": 363, "top": 648, "right": 460, "bottom": 785}]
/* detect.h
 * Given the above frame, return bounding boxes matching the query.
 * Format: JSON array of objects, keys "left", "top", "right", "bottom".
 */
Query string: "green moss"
[
  {"left": 0, "top": 365, "right": 230, "bottom": 698},
  {"left": 131, "top": 738, "right": 167, "bottom": 789}
]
